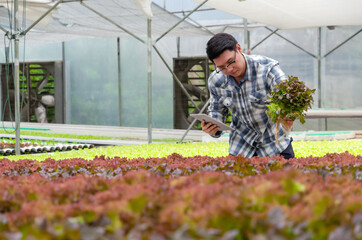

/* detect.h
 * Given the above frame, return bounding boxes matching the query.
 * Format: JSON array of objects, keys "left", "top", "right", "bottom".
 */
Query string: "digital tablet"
[{"left": 190, "top": 114, "right": 234, "bottom": 131}]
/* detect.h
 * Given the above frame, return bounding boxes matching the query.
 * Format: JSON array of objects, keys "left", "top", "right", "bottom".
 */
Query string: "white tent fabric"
[
  {"left": 0, "top": 0, "right": 210, "bottom": 46},
  {"left": 194, "top": 0, "right": 362, "bottom": 29},
  {"left": 0, "top": 0, "right": 58, "bottom": 25}
]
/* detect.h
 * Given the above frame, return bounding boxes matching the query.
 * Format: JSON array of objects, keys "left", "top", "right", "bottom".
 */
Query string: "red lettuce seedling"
[{"left": 267, "top": 76, "right": 316, "bottom": 134}]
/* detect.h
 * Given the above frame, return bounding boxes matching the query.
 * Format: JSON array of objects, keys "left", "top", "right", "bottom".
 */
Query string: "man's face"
[{"left": 213, "top": 47, "right": 244, "bottom": 80}]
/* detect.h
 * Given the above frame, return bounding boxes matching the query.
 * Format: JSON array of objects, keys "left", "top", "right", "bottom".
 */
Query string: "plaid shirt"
[{"left": 208, "top": 53, "right": 291, "bottom": 157}]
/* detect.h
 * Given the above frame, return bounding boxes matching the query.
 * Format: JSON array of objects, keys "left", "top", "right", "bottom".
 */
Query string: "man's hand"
[
  {"left": 283, "top": 117, "right": 294, "bottom": 129},
  {"left": 201, "top": 120, "right": 220, "bottom": 135}
]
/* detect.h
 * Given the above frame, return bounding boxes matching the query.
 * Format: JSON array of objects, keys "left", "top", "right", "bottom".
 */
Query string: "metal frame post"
[
  {"left": 318, "top": 27, "right": 322, "bottom": 108},
  {"left": 243, "top": 18, "right": 249, "bottom": 53},
  {"left": 9, "top": 0, "right": 66, "bottom": 154},
  {"left": 147, "top": 17, "right": 152, "bottom": 143},
  {"left": 117, "top": 37, "right": 122, "bottom": 126},
  {"left": 14, "top": 0, "right": 20, "bottom": 155}
]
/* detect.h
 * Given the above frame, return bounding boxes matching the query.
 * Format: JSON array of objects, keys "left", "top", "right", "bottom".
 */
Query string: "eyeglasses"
[{"left": 215, "top": 50, "right": 236, "bottom": 73}]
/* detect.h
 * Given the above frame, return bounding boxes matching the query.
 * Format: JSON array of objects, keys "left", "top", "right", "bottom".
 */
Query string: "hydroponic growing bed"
[
  {"left": 0, "top": 139, "right": 94, "bottom": 155},
  {"left": 0, "top": 140, "right": 361, "bottom": 239}
]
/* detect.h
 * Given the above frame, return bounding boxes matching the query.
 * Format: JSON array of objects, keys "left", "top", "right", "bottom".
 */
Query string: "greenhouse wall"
[
  {"left": 0, "top": 36, "right": 176, "bottom": 128},
  {"left": 118, "top": 36, "right": 174, "bottom": 129},
  {"left": 63, "top": 38, "right": 119, "bottom": 126}
]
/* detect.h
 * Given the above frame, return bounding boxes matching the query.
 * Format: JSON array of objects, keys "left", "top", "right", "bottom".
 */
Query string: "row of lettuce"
[
  {"left": 1, "top": 152, "right": 361, "bottom": 179},
  {"left": 0, "top": 152, "right": 361, "bottom": 239},
  {"left": 4, "top": 139, "right": 362, "bottom": 161}
]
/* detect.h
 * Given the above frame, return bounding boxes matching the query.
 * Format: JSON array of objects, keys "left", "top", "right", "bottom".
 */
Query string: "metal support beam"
[
  {"left": 184, "top": 16, "right": 215, "bottom": 36},
  {"left": 251, "top": 28, "right": 278, "bottom": 51},
  {"left": 147, "top": 18, "right": 152, "bottom": 143},
  {"left": 0, "top": 25, "right": 8, "bottom": 33},
  {"left": 117, "top": 37, "right": 122, "bottom": 126},
  {"left": 22, "top": 0, "right": 64, "bottom": 35},
  {"left": 153, "top": 45, "right": 200, "bottom": 112},
  {"left": 323, "top": 28, "right": 362, "bottom": 58},
  {"left": 317, "top": 27, "right": 322, "bottom": 108},
  {"left": 264, "top": 27, "right": 318, "bottom": 59},
  {"left": 170, "top": 8, "right": 215, "bottom": 14},
  {"left": 178, "top": 98, "right": 210, "bottom": 143},
  {"left": 155, "top": 0, "right": 209, "bottom": 43},
  {"left": 157, "top": 2, "right": 214, "bottom": 36}
]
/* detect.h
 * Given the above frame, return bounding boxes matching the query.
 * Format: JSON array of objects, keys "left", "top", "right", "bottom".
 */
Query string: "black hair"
[{"left": 206, "top": 33, "right": 238, "bottom": 63}]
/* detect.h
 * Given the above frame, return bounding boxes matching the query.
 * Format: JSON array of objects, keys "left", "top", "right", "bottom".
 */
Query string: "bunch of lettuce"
[{"left": 267, "top": 76, "right": 316, "bottom": 133}]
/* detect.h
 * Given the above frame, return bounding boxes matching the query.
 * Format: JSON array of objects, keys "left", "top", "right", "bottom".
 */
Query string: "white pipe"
[
  {"left": 14, "top": 0, "right": 21, "bottom": 155},
  {"left": 147, "top": 17, "right": 152, "bottom": 143}
]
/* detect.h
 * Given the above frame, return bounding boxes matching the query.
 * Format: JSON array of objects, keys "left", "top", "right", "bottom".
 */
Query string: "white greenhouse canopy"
[
  {"left": 194, "top": 0, "right": 362, "bottom": 29},
  {"left": 0, "top": 0, "right": 210, "bottom": 46}
]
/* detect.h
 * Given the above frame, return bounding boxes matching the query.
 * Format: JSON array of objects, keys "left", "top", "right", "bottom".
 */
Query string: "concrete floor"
[{"left": 0, "top": 121, "right": 204, "bottom": 145}]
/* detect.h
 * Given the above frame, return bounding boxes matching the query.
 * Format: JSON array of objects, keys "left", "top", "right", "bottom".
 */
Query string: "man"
[{"left": 202, "top": 33, "right": 294, "bottom": 159}]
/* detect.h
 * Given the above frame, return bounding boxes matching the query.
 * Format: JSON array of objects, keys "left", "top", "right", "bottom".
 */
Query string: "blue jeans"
[
  {"left": 253, "top": 138, "right": 295, "bottom": 159},
  {"left": 279, "top": 138, "right": 295, "bottom": 159}
]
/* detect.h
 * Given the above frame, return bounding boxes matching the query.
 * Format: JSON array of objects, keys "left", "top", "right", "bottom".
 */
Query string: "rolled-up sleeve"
[
  {"left": 266, "top": 63, "right": 287, "bottom": 91},
  {"left": 208, "top": 83, "right": 228, "bottom": 122}
]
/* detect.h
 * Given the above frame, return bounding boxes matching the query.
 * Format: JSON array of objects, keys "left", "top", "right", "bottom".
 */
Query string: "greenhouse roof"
[
  {"left": 194, "top": 0, "right": 362, "bottom": 29},
  {"left": 0, "top": 0, "right": 211, "bottom": 46}
]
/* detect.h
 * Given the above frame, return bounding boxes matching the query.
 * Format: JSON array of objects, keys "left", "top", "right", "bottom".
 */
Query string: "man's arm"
[
  {"left": 266, "top": 63, "right": 287, "bottom": 91},
  {"left": 202, "top": 81, "right": 228, "bottom": 137}
]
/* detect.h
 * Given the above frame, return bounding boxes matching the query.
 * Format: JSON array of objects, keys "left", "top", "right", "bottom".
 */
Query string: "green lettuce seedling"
[{"left": 267, "top": 76, "right": 316, "bottom": 134}]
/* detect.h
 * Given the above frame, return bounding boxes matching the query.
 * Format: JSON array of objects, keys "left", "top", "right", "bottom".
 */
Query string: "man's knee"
[{"left": 280, "top": 139, "right": 295, "bottom": 159}]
